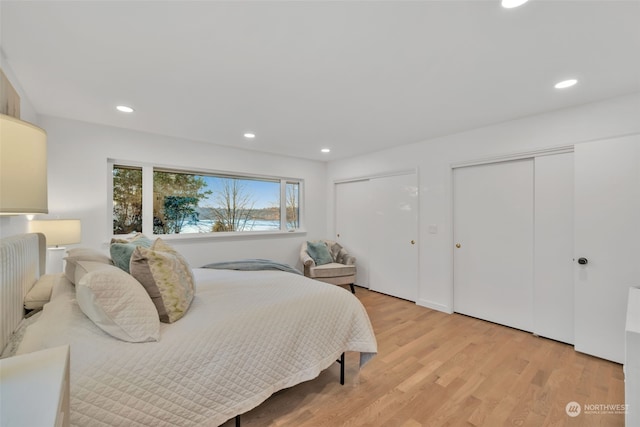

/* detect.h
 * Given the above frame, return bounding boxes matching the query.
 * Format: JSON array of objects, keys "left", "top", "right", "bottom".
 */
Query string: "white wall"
[
  {"left": 327, "top": 92, "right": 640, "bottom": 313},
  {"left": 23, "top": 116, "right": 328, "bottom": 269}
]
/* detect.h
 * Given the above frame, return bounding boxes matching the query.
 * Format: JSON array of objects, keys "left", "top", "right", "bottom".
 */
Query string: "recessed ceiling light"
[
  {"left": 501, "top": 0, "right": 529, "bottom": 8},
  {"left": 244, "top": 133, "right": 256, "bottom": 139},
  {"left": 116, "top": 105, "right": 134, "bottom": 113},
  {"left": 554, "top": 79, "right": 578, "bottom": 89},
  {"left": 321, "top": 148, "right": 331, "bottom": 153}
]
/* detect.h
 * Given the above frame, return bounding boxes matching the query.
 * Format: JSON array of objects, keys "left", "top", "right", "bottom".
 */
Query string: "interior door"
[
  {"left": 533, "top": 153, "right": 574, "bottom": 344},
  {"left": 369, "top": 172, "right": 419, "bottom": 301},
  {"left": 453, "top": 159, "right": 534, "bottom": 332},
  {"left": 335, "top": 180, "right": 371, "bottom": 288},
  {"left": 574, "top": 136, "right": 640, "bottom": 363}
]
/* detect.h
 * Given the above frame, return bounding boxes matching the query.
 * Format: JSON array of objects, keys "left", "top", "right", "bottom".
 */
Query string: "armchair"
[{"left": 300, "top": 240, "right": 356, "bottom": 293}]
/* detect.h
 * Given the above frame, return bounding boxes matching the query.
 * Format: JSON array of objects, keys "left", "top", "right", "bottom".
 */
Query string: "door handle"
[
  {"left": 411, "top": 240, "right": 415, "bottom": 245},
  {"left": 455, "top": 243, "right": 461, "bottom": 248},
  {"left": 578, "top": 257, "right": 588, "bottom": 265}
]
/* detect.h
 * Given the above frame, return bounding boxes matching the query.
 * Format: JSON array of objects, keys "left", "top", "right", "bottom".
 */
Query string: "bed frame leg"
[
  {"left": 349, "top": 283, "right": 355, "bottom": 294},
  {"left": 235, "top": 415, "right": 241, "bottom": 427},
  {"left": 337, "top": 352, "right": 345, "bottom": 385}
]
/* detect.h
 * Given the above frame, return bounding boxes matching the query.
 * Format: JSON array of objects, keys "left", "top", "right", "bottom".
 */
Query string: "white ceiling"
[{"left": 2, "top": 1, "right": 639, "bottom": 161}]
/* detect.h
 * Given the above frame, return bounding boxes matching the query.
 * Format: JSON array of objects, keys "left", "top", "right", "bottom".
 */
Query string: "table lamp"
[{"left": 28, "top": 219, "right": 81, "bottom": 273}]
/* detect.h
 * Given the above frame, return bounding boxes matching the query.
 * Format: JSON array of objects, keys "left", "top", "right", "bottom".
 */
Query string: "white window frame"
[{"left": 108, "top": 159, "right": 305, "bottom": 240}]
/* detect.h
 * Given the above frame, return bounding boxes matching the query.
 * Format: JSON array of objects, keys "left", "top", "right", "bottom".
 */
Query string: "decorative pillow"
[
  {"left": 64, "top": 247, "right": 113, "bottom": 284},
  {"left": 75, "top": 262, "right": 160, "bottom": 342},
  {"left": 306, "top": 241, "right": 333, "bottom": 266},
  {"left": 330, "top": 242, "right": 343, "bottom": 262},
  {"left": 24, "top": 274, "right": 58, "bottom": 310},
  {"left": 130, "top": 238, "right": 195, "bottom": 323},
  {"left": 110, "top": 234, "right": 152, "bottom": 273},
  {"left": 74, "top": 260, "right": 115, "bottom": 285}
]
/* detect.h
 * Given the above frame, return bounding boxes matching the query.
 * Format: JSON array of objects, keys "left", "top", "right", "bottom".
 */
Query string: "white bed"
[{"left": 1, "top": 233, "right": 377, "bottom": 426}]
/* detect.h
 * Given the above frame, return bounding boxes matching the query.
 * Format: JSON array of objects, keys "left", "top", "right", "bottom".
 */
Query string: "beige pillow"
[
  {"left": 76, "top": 262, "right": 160, "bottom": 342},
  {"left": 64, "top": 247, "right": 112, "bottom": 284},
  {"left": 24, "top": 274, "right": 58, "bottom": 310},
  {"left": 130, "top": 238, "right": 195, "bottom": 323}
]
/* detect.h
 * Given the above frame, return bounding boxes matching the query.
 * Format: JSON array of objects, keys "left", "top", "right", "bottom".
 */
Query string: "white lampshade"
[
  {"left": 29, "top": 219, "right": 82, "bottom": 247},
  {"left": 0, "top": 114, "right": 48, "bottom": 215}
]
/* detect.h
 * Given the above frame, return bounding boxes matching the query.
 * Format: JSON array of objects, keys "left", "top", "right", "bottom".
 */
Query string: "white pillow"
[
  {"left": 76, "top": 262, "right": 160, "bottom": 343},
  {"left": 64, "top": 247, "right": 113, "bottom": 284},
  {"left": 24, "top": 274, "right": 58, "bottom": 310},
  {"left": 74, "top": 260, "right": 113, "bottom": 285}
]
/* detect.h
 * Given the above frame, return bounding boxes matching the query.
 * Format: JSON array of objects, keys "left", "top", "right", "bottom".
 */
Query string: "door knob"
[
  {"left": 455, "top": 243, "right": 461, "bottom": 248},
  {"left": 578, "top": 257, "right": 588, "bottom": 265},
  {"left": 411, "top": 240, "right": 415, "bottom": 245}
]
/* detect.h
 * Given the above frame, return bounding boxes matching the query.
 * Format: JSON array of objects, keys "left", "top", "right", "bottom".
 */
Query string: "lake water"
[{"left": 180, "top": 219, "right": 280, "bottom": 233}]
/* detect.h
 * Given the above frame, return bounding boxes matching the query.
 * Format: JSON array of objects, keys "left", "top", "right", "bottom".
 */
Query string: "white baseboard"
[{"left": 416, "top": 299, "right": 453, "bottom": 314}]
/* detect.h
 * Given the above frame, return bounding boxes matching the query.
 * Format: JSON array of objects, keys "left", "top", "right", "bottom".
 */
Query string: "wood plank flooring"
[{"left": 221, "top": 287, "right": 624, "bottom": 427}]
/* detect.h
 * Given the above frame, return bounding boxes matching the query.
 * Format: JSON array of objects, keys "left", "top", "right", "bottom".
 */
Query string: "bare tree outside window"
[
  {"left": 212, "top": 178, "right": 257, "bottom": 232},
  {"left": 286, "top": 182, "right": 299, "bottom": 230}
]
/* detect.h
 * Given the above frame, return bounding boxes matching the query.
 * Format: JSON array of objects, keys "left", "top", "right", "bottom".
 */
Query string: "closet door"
[
  {"left": 574, "top": 136, "right": 640, "bottom": 363},
  {"left": 453, "top": 159, "right": 534, "bottom": 332},
  {"left": 335, "top": 180, "right": 371, "bottom": 288},
  {"left": 533, "top": 153, "right": 574, "bottom": 344},
  {"left": 369, "top": 172, "right": 419, "bottom": 301}
]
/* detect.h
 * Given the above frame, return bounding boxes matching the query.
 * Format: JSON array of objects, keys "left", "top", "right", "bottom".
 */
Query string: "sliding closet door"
[
  {"left": 335, "top": 171, "right": 419, "bottom": 298},
  {"left": 335, "top": 180, "right": 371, "bottom": 288},
  {"left": 453, "top": 159, "right": 534, "bottom": 331},
  {"left": 369, "top": 173, "right": 419, "bottom": 301},
  {"left": 533, "top": 153, "right": 574, "bottom": 344}
]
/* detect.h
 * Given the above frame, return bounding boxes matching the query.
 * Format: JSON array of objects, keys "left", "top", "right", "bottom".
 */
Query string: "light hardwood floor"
[{"left": 222, "top": 287, "right": 624, "bottom": 427}]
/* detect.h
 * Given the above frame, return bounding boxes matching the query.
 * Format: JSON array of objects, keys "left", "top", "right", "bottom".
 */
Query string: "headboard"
[{"left": 0, "top": 233, "right": 46, "bottom": 352}]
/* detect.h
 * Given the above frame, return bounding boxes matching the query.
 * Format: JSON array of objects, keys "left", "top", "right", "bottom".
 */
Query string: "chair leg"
[
  {"left": 349, "top": 283, "right": 355, "bottom": 294},
  {"left": 337, "top": 352, "right": 345, "bottom": 385}
]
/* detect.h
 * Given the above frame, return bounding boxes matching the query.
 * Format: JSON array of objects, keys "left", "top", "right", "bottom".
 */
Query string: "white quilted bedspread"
[{"left": 17, "top": 268, "right": 377, "bottom": 426}]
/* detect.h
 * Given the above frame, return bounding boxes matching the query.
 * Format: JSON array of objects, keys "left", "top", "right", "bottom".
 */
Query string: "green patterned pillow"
[
  {"left": 130, "top": 238, "right": 195, "bottom": 323},
  {"left": 110, "top": 234, "right": 152, "bottom": 273},
  {"left": 307, "top": 241, "right": 333, "bottom": 266}
]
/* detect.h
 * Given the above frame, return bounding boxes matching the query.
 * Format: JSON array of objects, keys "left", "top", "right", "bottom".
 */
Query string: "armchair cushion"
[
  {"left": 310, "top": 262, "right": 356, "bottom": 279},
  {"left": 306, "top": 241, "right": 333, "bottom": 266}
]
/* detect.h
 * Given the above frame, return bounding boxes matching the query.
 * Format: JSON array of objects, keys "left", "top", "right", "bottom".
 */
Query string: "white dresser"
[
  {"left": 625, "top": 287, "right": 640, "bottom": 426},
  {"left": 0, "top": 345, "right": 70, "bottom": 427}
]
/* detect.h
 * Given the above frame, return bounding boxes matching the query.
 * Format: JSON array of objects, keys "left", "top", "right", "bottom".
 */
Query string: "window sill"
[{"left": 115, "top": 229, "right": 308, "bottom": 243}]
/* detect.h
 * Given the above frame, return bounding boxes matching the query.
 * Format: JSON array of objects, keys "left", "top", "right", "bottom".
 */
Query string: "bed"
[{"left": 0, "top": 233, "right": 377, "bottom": 426}]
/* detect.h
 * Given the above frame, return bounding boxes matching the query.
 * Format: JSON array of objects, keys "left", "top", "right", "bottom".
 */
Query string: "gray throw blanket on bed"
[{"left": 202, "top": 259, "right": 302, "bottom": 275}]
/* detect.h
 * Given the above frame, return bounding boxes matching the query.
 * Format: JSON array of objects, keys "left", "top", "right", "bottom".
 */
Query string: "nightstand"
[{"left": 0, "top": 345, "right": 70, "bottom": 427}]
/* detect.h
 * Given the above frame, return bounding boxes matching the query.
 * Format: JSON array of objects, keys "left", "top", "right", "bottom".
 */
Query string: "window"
[
  {"left": 286, "top": 182, "right": 300, "bottom": 230},
  {"left": 113, "top": 165, "right": 143, "bottom": 234},
  {"left": 111, "top": 162, "right": 302, "bottom": 236}
]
